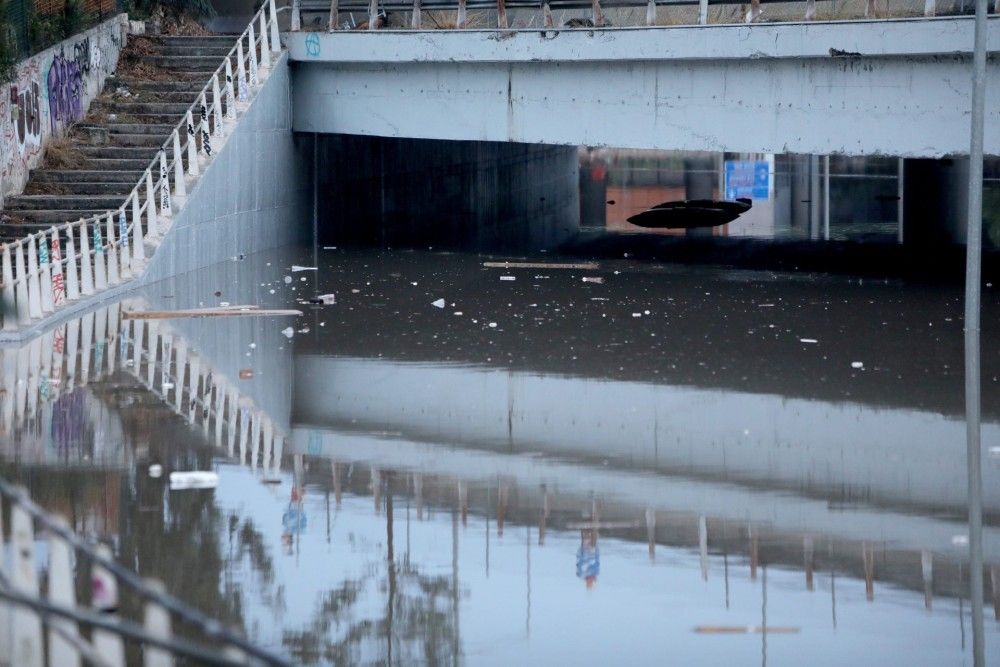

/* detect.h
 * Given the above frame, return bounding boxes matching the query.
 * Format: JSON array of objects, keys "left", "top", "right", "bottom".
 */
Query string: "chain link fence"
[{"left": 2, "top": 0, "right": 125, "bottom": 63}]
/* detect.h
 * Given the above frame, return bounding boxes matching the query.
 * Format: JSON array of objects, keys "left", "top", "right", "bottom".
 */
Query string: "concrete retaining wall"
[
  {"left": 142, "top": 52, "right": 311, "bottom": 283},
  {"left": 0, "top": 15, "right": 130, "bottom": 208}
]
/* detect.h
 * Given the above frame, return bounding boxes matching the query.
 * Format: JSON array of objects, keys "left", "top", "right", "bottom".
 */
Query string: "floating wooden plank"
[
  {"left": 123, "top": 307, "right": 302, "bottom": 321},
  {"left": 483, "top": 261, "right": 599, "bottom": 270}
]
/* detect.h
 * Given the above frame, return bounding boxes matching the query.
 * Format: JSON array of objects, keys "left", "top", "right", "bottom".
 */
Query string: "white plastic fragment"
[
  {"left": 632, "top": 313, "right": 642, "bottom": 318},
  {"left": 431, "top": 298, "right": 446, "bottom": 308},
  {"left": 851, "top": 361, "right": 864, "bottom": 369},
  {"left": 952, "top": 534, "right": 969, "bottom": 546},
  {"left": 281, "top": 327, "right": 295, "bottom": 338},
  {"left": 283, "top": 276, "right": 292, "bottom": 284},
  {"left": 488, "top": 322, "right": 498, "bottom": 328},
  {"left": 148, "top": 464, "right": 163, "bottom": 478},
  {"left": 169, "top": 471, "right": 219, "bottom": 490},
  {"left": 800, "top": 338, "right": 818, "bottom": 344},
  {"left": 500, "top": 276, "right": 516, "bottom": 281},
  {"left": 454, "top": 311, "right": 463, "bottom": 316},
  {"left": 582, "top": 277, "right": 604, "bottom": 284},
  {"left": 313, "top": 293, "right": 336, "bottom": 305},
  {"left": 291, "top": 265, "right": 317, "bottom": 272}
]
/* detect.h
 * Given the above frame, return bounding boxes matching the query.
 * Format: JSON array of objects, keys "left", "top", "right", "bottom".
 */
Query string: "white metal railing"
[{"left": 0, "top": 0, "right": 283, "bottom": 334}]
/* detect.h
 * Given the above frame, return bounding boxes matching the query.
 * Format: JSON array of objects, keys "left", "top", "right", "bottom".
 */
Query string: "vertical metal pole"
[
  {"left": 823, "top": 155, "right": 830, "bottom": 241},
  {"left": 313, "top": 133, "right": 318, "bottom": 269},
  {"left": 897, "top": 158, "right": 905, "bottom": 244},
  {"left": 965, "top": 0, "right": 987, "bottom": 662}
]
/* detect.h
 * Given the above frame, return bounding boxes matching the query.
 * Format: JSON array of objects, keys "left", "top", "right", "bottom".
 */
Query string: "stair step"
[
  {"left": 107, "top": 123, "right": 178, "bottom": 135},
  {"left": 5, "top": 195, "right": 129, "bottom": 211},
  {"left": 31, "top": 170, "right": 146, "bottom": 183},
  {"left": 147, "top": 55, "right": 234, "bottom": 70},
  {"left": 77, "top": 146, "right": 160, "bottom": 159},
  {"left": 24, "top": 182, "right": 139, "bottom": 196},
  {"left": 82, "top": 158, "right": 160, "bottom": 170},
  {"left": 99, "top": 102, "right": 193, "bottom": 115},
  {"left": 155, "top": 35, "right": 240, "bottom": 46},
  {"left": 111, "top": 77, "right": 207, "bottom": 91},
  {"left": 108, "top": 134, "right": 171, "bottom": 148},
  {"left": 2, "top": 209, "right": 113, "bottom": 224},
  {"left": 156, "top": 45, "right": 235, "bottom": 57}
]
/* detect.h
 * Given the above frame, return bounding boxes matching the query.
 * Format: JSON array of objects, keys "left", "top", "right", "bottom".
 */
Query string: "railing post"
[
  {"left": 10, "top": 502, "right": 43, "bottom": 667},
  {"left": 159, "top": 151, "right": 172, "bottom": 219},
  {"left": 142, "top": 580, "right": 173, "bottom": 667},
  {"left": 412, "top": 0, "right": 421, "bottom": 28},
  {"left": 105, "top": 213, "right": 120, "bottom": 285},
  {"left": 64, "top": 225, "right": 79, "bottom": 301},
  {"left": 748, "top": 0, "right": 760, "bottom": 21},
  {"left": 50, "top": 228, "right": 65, "bottom": 307},
  {"left": 47, "top": 519, "right": 82, "bottom": 667},
  {"left": 259, "top": 12, "right": 271, "bottom": 69},
  {"left": 145, "top": 169, "right": 159, "bottom": 236},
  {"left": 458, "top": 0, "right": 467, "bottom": 26},
  {"left": 645, "top": 0, "right": 655, "bottom": 24},
  {"left": 25, "top": 235, "right": 42, "bottom": 319},
  {"left": 91, "top": 544, "right": 125, "bottom": 667},
  {"left": 1, "top": 245, "right": 16, "bottom": 331},
  {"left": 591, "top": 0, "right": 603, "bottom": 26},
  {"left": 368, "top": 0, "right": 378, "bottom": 29},
  {"left": 698, "top": 0, "right": 707, "bottom": 24},
  {"left": 923, "top": 0, "right": 934, "bottom": 15},
  {"left": 93, "top": 217, "right": 107, "bottom": 290},
  {"left": 14, "top": 244, "right": 30, "bottom": 324},
  {"left": 38, "top": 234, "right": 53, "bottom": 314},
  {"left": 224, "top": 60, "right": 237, "bottom": 121},
  {"left": 132, "top": 192, "right": 146, "bottom": 269},
  {"left": 247, "top": 24, "right": 259, "bottom": 88},
  {"left": 171, "top": 130, "right": 186, "bottom": 203},
  {"left": 805, "top": 0, "right": 815, "bottom": 18},
  {"left": 329, "top": 0, "right": 339, "bottom": 30},
  {"left": 865, "top": 0, "right": 875, "bottom": 16},
  {"left": 118, "top": 208, "right": 132, "bottom": 280},
  {"left": 497, "top": 0, "right": 507, "bottom": 28},
  {"left": 269, "top": 0, "right": 281, "bottom": 49},
  {"left": 79, "top": 221, "right": 94, "bottom": 297},
  {"left": 236, "top": 40, "right": 249, "bottom": 103},
  {"left": 198, "top": 92, "right": 212, "bottom": 158},
  {"left": 292, "top": 0, "right": 302, "bottom": 31},
  {"left": 185, "top": 110, "right": 200, "bottom": 176},
  {"left": 212, "top": 75, "right": 225, "bottom": 137}
]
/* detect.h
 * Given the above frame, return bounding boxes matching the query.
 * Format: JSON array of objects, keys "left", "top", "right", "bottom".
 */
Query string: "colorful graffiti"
[
  {"left": 47, "top": 48, "right": 84, "bottom": 132},
  {"left": 10, "top": 79, "right": 42, "bottom": 154}
]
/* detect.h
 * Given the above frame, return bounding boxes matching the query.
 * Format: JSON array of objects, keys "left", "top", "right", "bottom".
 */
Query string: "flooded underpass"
[{"left": 3, "top": 141, "right": 1000, "bottom": 665}]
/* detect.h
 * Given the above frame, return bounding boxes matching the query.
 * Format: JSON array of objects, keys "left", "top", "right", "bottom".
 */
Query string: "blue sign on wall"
[{"left": 724, "top": 160, "right": 770, "bottom": 200}]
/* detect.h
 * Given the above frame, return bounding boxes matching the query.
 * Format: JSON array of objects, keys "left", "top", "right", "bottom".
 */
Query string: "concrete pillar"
[{"left": 684, "top": 154, "right": 717, "bottom": 238}]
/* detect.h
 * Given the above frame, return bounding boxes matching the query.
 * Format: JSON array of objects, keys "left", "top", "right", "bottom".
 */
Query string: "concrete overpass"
[{"left": 289, "top": 16, "right": 1000, "bottom": 158}]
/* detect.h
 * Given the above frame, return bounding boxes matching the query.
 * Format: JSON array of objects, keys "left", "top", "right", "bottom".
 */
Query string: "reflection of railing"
[
  {"left": 0, "top": 299, "right": 291, "bottom": 664},
  {"left": 120, "top": 313, "right": 285, "bottom": 478},
  {"left": 295, "top": 0, "right": 956, "bottom": 31},
  {"left": 0, "top": 2, "right": 283, "bottom": 333},
  {"left": 0, "top": 479, "right": 289, "bottom": 666}
]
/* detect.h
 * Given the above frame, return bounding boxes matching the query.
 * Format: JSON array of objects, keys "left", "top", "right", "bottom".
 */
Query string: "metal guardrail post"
[
  {"left": 105, "top": 213, "right": 120, "bottom": 286},
  {"left": 79, "top": 221, "right": 95, "bottom": 297},
  {"left": 25, "top": 235, "right": 42, "bottom": 319},
  {"left": 131, "top": 192, "right": 146, "bottom": 268},
  {"left": 65, "top": 225, "right": 80, "bottom": 301}
]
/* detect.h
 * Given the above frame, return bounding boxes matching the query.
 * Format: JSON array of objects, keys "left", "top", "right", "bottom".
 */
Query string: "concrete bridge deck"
[{"left": 289, "top": 16, "right": 1000, "bottom": 157}]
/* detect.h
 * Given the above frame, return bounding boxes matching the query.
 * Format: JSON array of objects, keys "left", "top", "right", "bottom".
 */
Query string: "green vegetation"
[{"left": 0, "top": 0, "right": 16, "bottom": 83}]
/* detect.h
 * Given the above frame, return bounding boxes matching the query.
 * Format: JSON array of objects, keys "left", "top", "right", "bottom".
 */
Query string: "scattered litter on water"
[
  {"left": 431, "top": 298, "right": 446, "bottom": 308},
  {"left": 308, "top": 294, "right": 336, "bottom": 305},
  {"left": 123, "top": 306, "right": 301, "bottom": 320},
  {"left": 169, "top": 471, "right": 219, "bottom": 490},
  {"left": 483, "top": 261, "right": 599, "bottom": 270},
  {"left": 758, "top": 303, "right": 775, "bottom": 307}
]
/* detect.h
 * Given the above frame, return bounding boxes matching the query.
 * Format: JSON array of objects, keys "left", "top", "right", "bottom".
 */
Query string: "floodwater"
[{"left": 3, "top": 244, "right": 1000, "bottom": 665}]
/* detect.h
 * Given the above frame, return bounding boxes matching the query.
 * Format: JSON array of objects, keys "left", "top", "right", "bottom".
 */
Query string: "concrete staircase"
[{"left": 1, "top": 35, "right": 237, "bottom": 239}]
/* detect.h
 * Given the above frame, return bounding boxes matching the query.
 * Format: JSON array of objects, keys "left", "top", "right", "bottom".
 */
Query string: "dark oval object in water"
[{"left": 627, "top": 198, "right": 752, "bottom": 229}]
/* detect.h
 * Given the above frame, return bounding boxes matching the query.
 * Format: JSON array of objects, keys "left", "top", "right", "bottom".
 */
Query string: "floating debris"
[
  {"left": 582, "top": 277, "right": 604, "bottom": 284},
  {"left": 239, "top": 369, "right": 254, "bottom": 379},
  {"left": 308, "top": 294, "right": 336, "bottom": 305},
  {"left": 800, "top": 338, "right": 818, "bottom": 344},
  {"left": 851, "top": 361, "right": 864, "bottom": 369},
  {"left": 169, "top": 471, "right": 219, "bottom": 490},
  {"left": 291, "top": 265, "right": 317, "bottom": 272},
  {"left": 483, "top": 261, "right": 599, "bottom": 270},
  {"left": 123, "top": 306, "right": 302, "bottom": 320},
  {"left": 148, "top": 464, "right": 163, "bottom": 478},
  {"left": 500, "top": 276, "right": 516, "bottom": 281},
  {"left": 431, "top": 298, "right": 446, "bottom": 308},
  {"left": 281, "top": 327, "right": 295, "bottom": 338}
]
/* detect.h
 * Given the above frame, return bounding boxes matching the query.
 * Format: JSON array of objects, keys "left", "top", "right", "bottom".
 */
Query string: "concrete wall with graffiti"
[{"left": 0, "top": 14, "right": 130, "bottom": 208}]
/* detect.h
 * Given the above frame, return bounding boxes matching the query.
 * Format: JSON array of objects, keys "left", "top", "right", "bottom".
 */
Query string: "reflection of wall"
[
  {"left": 0, "top": 15, "right": 129, "bottom": 207},
  {"left": 316, "top": 136, "right": 579, "bottom": 253}
]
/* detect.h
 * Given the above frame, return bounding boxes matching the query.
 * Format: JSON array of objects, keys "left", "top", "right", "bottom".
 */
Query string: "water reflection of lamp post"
[
  {"left": 862, "top": 542, "right": 875, "bottom": 602},
  {"left": 804, "top": 537, "right": 814, "bottom": 592}
]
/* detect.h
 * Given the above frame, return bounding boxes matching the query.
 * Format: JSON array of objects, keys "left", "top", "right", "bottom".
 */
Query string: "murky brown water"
[{"left": 3, "top": 245, "right": 999, "bottom": 665}]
